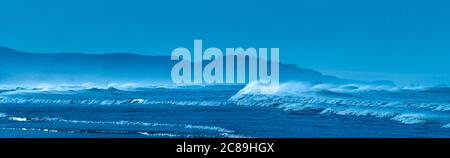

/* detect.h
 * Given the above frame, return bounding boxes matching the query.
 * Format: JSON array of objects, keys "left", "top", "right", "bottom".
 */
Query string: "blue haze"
[
  {"left": 2, "top": 0, "right": 450, "bottom": 138},
  {"left": 1, "top": 0, "right": 450, "bottom": 85}
]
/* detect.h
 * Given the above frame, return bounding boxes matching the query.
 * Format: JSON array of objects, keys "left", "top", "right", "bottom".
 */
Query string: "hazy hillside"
[{"left": 0, "top": 46, "right": 369, "bottom": 85}]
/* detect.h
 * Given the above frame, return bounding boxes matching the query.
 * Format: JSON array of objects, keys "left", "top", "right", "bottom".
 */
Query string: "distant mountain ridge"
[{"left": 0, "top": 46, "right": 393, "bottom": 86}]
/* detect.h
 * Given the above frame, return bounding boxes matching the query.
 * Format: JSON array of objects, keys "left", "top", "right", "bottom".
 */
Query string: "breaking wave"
[
  {"left": 0, "top": 97, "right": 227, "bottom": 106},
  {"left": 0, "top": 83, "right": 236, "bottom": 106},
  {"left": 0, "top": 82, "right": 179, "bottom": 94},
  {"left": 229, "top": 82, "right": 450, "bottom": 126},
  {"left": 0, "top": 113, "right": 247, "bottom": 138},
  {"left": 2, "top": 81, "right": 450, "bottom": 128}
]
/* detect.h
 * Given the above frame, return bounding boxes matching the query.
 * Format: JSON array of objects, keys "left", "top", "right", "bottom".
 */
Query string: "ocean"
[{"left": 1, "top": 82, "right": 450, "bottom": 138}]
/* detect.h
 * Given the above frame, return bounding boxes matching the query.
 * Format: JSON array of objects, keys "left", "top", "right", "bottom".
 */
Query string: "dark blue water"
[{"left": 1, "top": 83, "right": 450, "bottom": 138}]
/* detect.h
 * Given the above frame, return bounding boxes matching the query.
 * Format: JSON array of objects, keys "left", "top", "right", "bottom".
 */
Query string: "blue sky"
[{"left": 1, "top": 0, "right": 449, "bottom": 85}]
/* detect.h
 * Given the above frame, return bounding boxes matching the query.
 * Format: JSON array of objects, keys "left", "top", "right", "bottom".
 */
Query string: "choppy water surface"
[{"left": 1, "top": 83, "right": 450, "bottom": 138}]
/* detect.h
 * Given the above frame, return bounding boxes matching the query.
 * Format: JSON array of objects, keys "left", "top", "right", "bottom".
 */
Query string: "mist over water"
[
  {"left": 1, "top": 47, "right": 450, "bottom": 137},
  {"left": 1, "top": 81, "right": 450, "bottom": 138},
  {"left": 1, "top": 0, "right": 450, "bottom": 139}
]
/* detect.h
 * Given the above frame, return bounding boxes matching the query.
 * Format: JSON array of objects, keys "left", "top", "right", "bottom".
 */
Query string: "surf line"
[{"left": 171, "top": 40, "right": 279, "bottom": 93}]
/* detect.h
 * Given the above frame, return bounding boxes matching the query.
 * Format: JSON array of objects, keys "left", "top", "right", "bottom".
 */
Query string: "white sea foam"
[
  {"left": 0, "top": 96, "right": 227, "bottom": 106},
  {"left": 8, "top": 117, "right": 29, "bottom": 122},
  {"left": 442, "top": 124, "right": 450, "bottom": 128},
  {"left": 390, "top": 114, "right": 427, "bottom": 124},
  {"left": 229, "top": 82, "right": 450, "bottom": 126},
  {"left": 0, "top": 82, "right": 180, "bottom": 94},
  {"left": 137, "top": 132, "right": 180, "bottom": 137},
  {"left": 2, "top": 81, "right": 449, "bottom": 128},
  {"left": 2, "top": 115, "right": 240, "bottom": 137}
]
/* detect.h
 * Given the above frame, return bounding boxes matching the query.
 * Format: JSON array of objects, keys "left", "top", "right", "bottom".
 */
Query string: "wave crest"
[{"left": 229, "top": 82, "right": 450, "bottom": 126}]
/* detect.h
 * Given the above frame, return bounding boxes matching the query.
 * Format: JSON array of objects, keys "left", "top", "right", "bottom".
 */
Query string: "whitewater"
[{"left": 1, "top": 82, "right": 450, "bottom": 137}]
